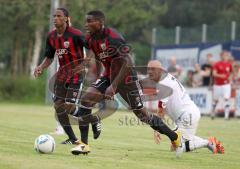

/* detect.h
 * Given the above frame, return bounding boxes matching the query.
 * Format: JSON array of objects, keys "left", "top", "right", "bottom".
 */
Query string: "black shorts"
[
  {"left": 92, "top": 76, "right": 143, "bottom": 110},
  {"left": 53, "top": 80, "right": 83, "bottom": 104}
]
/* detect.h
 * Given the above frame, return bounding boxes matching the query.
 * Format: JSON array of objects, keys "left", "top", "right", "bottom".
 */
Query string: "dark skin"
[
  {"left": 78, "top": 14, "right": 179, "bottom": 146},
  {"left": 34, "top": 10, "right": 76, "bottom": 113},
  {"left": 81, "top": 14, "right": 131, "bottom": 107},
  {"left": 34, "top": 10, "right": 68, "bottom": 77}
]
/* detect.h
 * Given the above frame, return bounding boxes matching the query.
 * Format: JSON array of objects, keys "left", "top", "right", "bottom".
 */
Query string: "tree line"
[{"left": 1, "top": 0, "right": 240, "bottom": 77}]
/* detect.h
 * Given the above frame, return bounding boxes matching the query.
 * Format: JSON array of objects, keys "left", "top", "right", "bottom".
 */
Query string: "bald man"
[{"left": 147, "top": 60, "right": 224, "bottom": 156}]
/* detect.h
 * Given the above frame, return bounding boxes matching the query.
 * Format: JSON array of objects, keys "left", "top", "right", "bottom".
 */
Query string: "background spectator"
[
  {"left": 167, "top": 56, "right": 182, "bottom": 79},
  {"left": 201, "top": 53, "right": 214, "bottom": 87}
]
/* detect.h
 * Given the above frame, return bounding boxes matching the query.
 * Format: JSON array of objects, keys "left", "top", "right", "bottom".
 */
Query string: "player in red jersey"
[
  {"left": 34, "top": 8, "right": 101, "bottom": 144},
  {"left": 71, "top": 10, "right": 182, "bottom": 155},
  {"left": 212, "top": 50, "right": 233, "bottom": 120}
]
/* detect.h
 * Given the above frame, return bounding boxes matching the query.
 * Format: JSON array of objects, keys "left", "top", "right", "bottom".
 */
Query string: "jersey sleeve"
[
  {"left": 84, "top": 34, "right": 91, "bottom": 49},
  {"left": 44, "top": 35, "right": 55, "bottom": 59},
  {"left": 76, "top": 34, "right": 86, "bottom": 49},
  {"left": 108, "top": 29, "right": 130, "bottom": 56}
]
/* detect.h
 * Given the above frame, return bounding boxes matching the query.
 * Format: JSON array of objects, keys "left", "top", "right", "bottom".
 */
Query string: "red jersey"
[
  {"left": 213, "top": 61, "right": 232, "bottom": 85},
  {"left": 45, "top": 26, "right": 85, "bottom": 84},
  {"left": 85, "top": 27, "right": 130, "bottom": 81}
]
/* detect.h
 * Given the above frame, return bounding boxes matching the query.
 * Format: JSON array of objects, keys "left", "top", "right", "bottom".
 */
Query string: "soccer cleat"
[
  {"left": 71, "top": 142, "right": 90, "bottom": 155},
  {"left": 207, "top": 137, "right": 218, "bottom": 154},
  {"left": 171, "top": 131, "right": 184, "bottom": 157},
  {"left": 215, "top": 140, "right": 225, "bottom": 154},
  {"left": 92, "top": 122, "right": 102, "bottom": 139},
  {"left": 61, "top": 138, "right": 78, "bottom": 145}
]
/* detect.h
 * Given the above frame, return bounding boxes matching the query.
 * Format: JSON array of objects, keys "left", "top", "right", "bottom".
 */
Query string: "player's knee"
[
  {"left": 54, "top": 99, "right": 65, "bottom": 114},
  {"left": 80, "top": 93, "right": 100, "bottom": 107}
]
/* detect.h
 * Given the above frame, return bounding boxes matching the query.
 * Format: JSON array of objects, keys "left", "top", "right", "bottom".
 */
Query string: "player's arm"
[
  {"left": 105, "top": 54, "right": 131, "bottom": 99},
  {"left": 34, "top": 35, "right": 55, "bottom": 78},
  {"left": 34, "top": 57, "right": 52, "bottom": 78},
  {"left": 73, "top": 49, "right": 93, "bottom": 74},
  {"left": 200, "top": 67, "right": 211, "bottom": 77},
  {"left": 95, "top": 57, "right": 103, "bottom": 78},
  {"left": 111, "top": 54, "right": 131, "bottom": 88}
]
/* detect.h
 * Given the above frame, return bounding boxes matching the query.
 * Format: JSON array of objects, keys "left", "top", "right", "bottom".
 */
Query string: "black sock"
[
  {"left": 78, "top": 107, "right": 92, "bottom": 144},
  {"left": 79, "top": 125, "right": 89, "bottom": 144},
  {"left": 56, "top": 111, "right": 77, "bottom": 141},
  {"left": 185, "top": 141, "right": 190, "bottom": 152},
  {"left": 149, "top": 115, "right": 177, "bottom": 141}
]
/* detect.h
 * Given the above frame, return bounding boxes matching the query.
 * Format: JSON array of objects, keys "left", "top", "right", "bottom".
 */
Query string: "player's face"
[
  {"left": 147, "top": 67, "right": 161, "bottom": 82},
  {"left": 53, "top": 10, "right": 67, "bottom": 28},
  {"left": 85, "top": 15, "right": 102, "bottom": 35},
  {"left": 220, "top": 51, "right": 229, "bottom": 61}
]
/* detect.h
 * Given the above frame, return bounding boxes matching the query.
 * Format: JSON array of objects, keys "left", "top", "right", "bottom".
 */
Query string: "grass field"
[{"left": 0, "top": 103, "right": 240, "bottom": 169}]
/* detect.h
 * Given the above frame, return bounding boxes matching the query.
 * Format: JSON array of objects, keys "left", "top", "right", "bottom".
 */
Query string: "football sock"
[
  {"left": 224, "top": 103, "right": 230, "bottom": 120},
  {"left": 211, "top": 103, "right": 217, "bottom": 118},
  {"left": 56, "top": 111, "right": 77, "bottom": 141},
  {"left": 183, "top": 136, "right": 208, "bottom": 152},
  {"left": 149, "top": 114, "right": 178, "bottom": 141},
  {"left": 78, "top": 106, "right": 92, "bottom": 144}
]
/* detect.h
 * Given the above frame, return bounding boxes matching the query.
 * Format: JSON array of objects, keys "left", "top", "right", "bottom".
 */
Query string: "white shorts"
[
  {"left": 175, "top": 105, "right": 201, "bottom": 140},
  {"left": 213, "top": 84, "right": 231, "bottom": 101}
]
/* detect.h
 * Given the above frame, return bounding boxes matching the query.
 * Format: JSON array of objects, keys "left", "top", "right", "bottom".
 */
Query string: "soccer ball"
[{"left": 34, "top": 134, "right": 55, "bottom": 154}]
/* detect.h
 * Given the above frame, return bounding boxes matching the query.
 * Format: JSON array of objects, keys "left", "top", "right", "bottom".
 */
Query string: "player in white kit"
[{"left": 146, "top": 60, "right": 224, "bottom": 156}]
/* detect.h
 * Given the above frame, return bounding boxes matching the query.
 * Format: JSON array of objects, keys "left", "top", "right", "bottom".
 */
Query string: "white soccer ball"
[{"left": 34, "top": 134, "right": 55, "bottom": 154}]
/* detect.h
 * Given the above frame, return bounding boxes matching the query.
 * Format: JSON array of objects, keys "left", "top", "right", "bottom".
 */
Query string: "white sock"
[
  {"left": 224, "top": 104, "right": 230, "bottom": 120},
  {"left": 183, "top": 136, "right": 208, "bottom": 152}
]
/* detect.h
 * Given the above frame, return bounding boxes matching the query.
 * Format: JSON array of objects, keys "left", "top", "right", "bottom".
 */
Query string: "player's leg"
[
  {"left": 50, "top": 113, "right": 65, "bottom": 135},
  {"left": 174, "top": 110, "right": 209, "bottom": 156},
  {"left": 71, "top": 87, "right": 104, "bottom": 155},
  {"left": 212, "top": 85, "right": 219, "bottom": 120},
  {"left": 53, "top": 82, "right": 78, "bottom": 144},
  {"left": 175, "top": 108, "right": 224, "bottom": 156},
  {"left": 65, "top": 81, "right": 102, "bottom": 141},
  {"left": 223, "top": 84, "right": 231, "bottom": 120},
  {"left": 117, "top": 81, "right": 180, "bottom": 146},
  {"left": 71, "top": 77, "right": 110, "bottom": 155}
]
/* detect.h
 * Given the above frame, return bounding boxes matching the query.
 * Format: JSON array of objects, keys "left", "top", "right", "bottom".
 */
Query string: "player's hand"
[
  {"left": 105, "top": 85, "right": 116, "bottom": 100},
  {"left": 34, "top": 66, "right": 43, "bottom": 78},
  {"left": 154, "top": 131, "right": 161, "bottom": 144}
]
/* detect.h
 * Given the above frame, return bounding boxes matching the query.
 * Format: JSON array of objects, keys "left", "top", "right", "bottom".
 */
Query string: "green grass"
[{"left": 0, "top": 103, "right": 240, "bottom": 169}]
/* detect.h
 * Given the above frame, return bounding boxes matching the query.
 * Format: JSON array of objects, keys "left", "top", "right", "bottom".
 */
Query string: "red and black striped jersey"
[
  {"left": 44, "top": 26, "right": 85, "bottom": 84},
  {"left": 85, "top": 27, "right": 130, "bottom": 79}
]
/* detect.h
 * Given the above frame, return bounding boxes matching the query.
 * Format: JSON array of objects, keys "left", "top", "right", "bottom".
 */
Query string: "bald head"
[
  {"left": 147, "top": 60, "right": 162, "bottom": 69},
  {"left": 147, "top": 60, "right": 162, "bottom": 82}
]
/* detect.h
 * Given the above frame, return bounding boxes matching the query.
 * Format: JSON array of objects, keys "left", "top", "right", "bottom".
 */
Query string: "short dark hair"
[
  {"left": 87, "top": 10, "right": 105, "bottom": 20},
  {"left": 57, "top": 7, "right": 69, "bottom": 17}
]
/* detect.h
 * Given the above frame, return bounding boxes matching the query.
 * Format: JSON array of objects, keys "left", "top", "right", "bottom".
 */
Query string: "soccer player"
[
  {"left": 34, "top": 8, "right": 101, "bottom": 144},
  {"left": 71, "top": 10, "right": 181, "bottom": 155},
  {"left": 212, "top": 51, "right": 233, "bottom": 120},
  {"left": 146, "top": 60, "right": 224, "bottom": 157}
]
